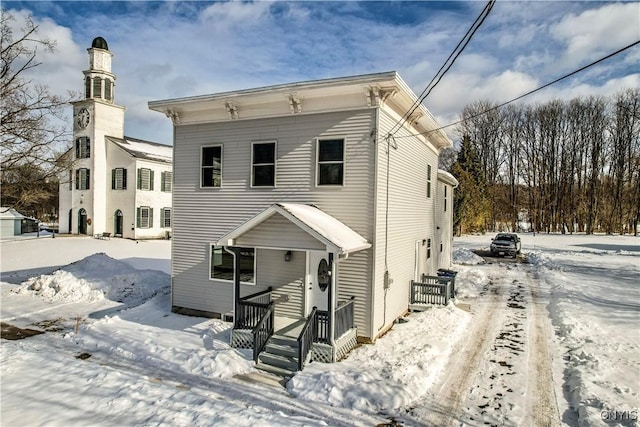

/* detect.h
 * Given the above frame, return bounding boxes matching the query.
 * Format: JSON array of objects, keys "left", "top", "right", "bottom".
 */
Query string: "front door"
[
  {"left": 78, "top": 208, "right": 87, "bottom": 235},
  {"left": 307, "top": 251, "right": 330, "bottom": 314},
  {"left": 114, "top": 210, "right": 123, "bottom": 237}
]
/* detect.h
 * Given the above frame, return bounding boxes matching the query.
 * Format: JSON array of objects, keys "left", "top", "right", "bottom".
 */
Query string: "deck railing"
[
  {"left": 334, "top": 297, "right": 355, "bottom": 340},
  {"left": 411, "top": 276, "right": 453, "bottom": 305},
  {"left": 297, "top": 307, "right": 318, "bottom": 371},
  {"left": 316, "top": 310, "right": 330, "bottom": 343},
  {"left": 252, "top": 301, "right": 275, "bottom": 362},
  {"left": 235, "top": 287, "right": 272, "bottom": 329}
]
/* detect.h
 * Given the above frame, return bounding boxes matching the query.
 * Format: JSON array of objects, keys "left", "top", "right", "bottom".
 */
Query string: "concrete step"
[
  {"left": 255, "top": 361, "right": 295, "bottom": 378},
  {"left": 258, "top": 351, "right": 299, "bottom": 372}
]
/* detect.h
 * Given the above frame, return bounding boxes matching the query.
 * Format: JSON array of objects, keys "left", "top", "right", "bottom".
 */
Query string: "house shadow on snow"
[{"left": 572, "top": 243, "right": 640, "bottom": 252}]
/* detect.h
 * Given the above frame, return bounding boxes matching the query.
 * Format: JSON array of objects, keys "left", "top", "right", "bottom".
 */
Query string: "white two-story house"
[
  {"left": 59, "top": 37, "right": 172, "bottom": 239},
  {"left": 149, "top": 71, "right": 457, "bottom": 374}
]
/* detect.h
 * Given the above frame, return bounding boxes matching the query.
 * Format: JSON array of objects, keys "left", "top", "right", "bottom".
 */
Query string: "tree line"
[{"left": 448, "top": 90, "right": 640, "bottom": 236}]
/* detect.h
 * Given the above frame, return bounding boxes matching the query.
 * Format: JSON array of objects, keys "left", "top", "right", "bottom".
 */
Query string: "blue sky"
[{"left": 4, "top": 1, "right": 639, "bottom": 145}]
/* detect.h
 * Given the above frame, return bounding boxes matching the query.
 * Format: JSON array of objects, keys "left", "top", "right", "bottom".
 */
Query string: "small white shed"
[{"left": 0, "top": 208, "right": 25, "bottom": 239}]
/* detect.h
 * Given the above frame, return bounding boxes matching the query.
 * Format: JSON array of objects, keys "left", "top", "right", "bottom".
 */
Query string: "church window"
[
  {"left": 136, "top": 206, "right": 153, "bottom": 228},
  {"left": 160, "top": 208, "right": 171, "bottom": 228},
  {"left": 85, "top": 77, "right": 91, "bottom": 98},
  {"left": 105, "top": 80, "right": 112, "bottom": 101},
  {"left": 93, "top": 77, "right": 102, "bottom": 99},
  {"left": 75, "top": 168, "right": 90, "bottom": 190},
  {"left": 112, "top": 168, "right": 127, "bottom": 190},
  {"left": 137, "top": 168, "right": 154, "bottom": 191},
  {"left": 75, "top": 137, "right": 90, "bottom": 159},
  {"left": 161, "top": 171, "right": 172, "bottom": 192}
]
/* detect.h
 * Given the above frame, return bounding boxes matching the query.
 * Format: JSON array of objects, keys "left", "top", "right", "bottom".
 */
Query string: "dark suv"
[{"left": 490, "top": 233, "right": 521, "bottom": 257}]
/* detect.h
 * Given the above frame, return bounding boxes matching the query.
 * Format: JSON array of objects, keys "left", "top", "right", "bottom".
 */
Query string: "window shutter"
[
  {"left": 122, "top": 169, "right": 127, "bottom": 189},
  {"left": 86, "top": 169, "right": 90, "bottom": 190},
  {"left": 160, "top": 172, "right": 165, "bottom": 192},
  {"left": 136, "top": 207, "right": 141, "bottom": 228},
  {"left": 69, "top": 170, "right": 73, "bottom": 190},
  {"left": 75, "top": 170, "right": 79, "bottom": 190},
  {"left": 112, "top": 169, "right": 116, "bottom": 189},
  {"left": 75, "top": 139, "right": 80, "bottom": 158},
  {"left": 150, "top": 170, "right": 155, "bottom": 190},
  {"left": 160, "top": 208, "right": 164, "bottom": 227},
  {"left": 137, "top": 169, "right": 141, "bottom": 189},
  {"left": 149, "top": 208, "right": 154, "bottom": 228},
  {"left": 86, "top": 138, "right": 90, "bottom": 158}
]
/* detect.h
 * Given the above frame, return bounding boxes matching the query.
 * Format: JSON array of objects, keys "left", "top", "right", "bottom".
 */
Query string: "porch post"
[
  {"left": 225, "top": 246, "right": 242, "bottom": 324},
  {"left": 328, "top": 252, "right": 336, "bottom": 348}
]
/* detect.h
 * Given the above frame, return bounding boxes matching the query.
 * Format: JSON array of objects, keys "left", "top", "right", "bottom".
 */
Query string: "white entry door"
[{"left": 307, "top": 251, "right": 330, "bottom": 314}]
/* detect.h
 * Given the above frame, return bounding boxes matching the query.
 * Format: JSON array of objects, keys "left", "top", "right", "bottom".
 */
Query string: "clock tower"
[{"left": 69, "top": 36, "right": 126, "bottom": 236}]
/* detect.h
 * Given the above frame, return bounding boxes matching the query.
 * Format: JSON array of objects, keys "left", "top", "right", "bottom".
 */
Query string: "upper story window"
[
  {"left": 68, "top": 170, "right": 73, "bottom": 190},
  {"left": 75, "top": 137, "right": 90, "bottom": 159},
  {"left": 75, "top": 168, "right": 90, "bottom": 190},
  {"left": 112, "top": 168, "right": 127, "bottom": 190},
  {"left": 160, "top": 208, "right": 171, "bottom": 228},
  {"left": 137, "top": 206, "right": 153, "bottom": 228},
  {"left": 104, "top": 80, "right": 113, "bottom": 101},
  {"left": 252, "top": 141, "right": 276, "bottom": 187},
  {"left": 137, "top": 168, "right": 154, "bottom": 191},
  {"left": 210, "top": 245, "right": 255, "bottom": 284},
  {"left": 93, "top": 77, "right": 102, "bottom": 99},
  {"left": 427, "top": 164, "right": 432, "bottom": 198},
  {"left": 444, "top": 185, "right": 448, "bottom": 212},
  {"left": 317, "top": 138, "right": 344, "bottom": 186},
  {"left": 161, "top": 171, "right": 172, "bottom": 192},
  {"left": 427, "top": 238, "right": 432, "bottom": 259},
  {"left": 202, "top": 146, "right": 222, "bottom": 187},
  {"left": 85, "top": 77, "right": 91, "bottom": 98}
]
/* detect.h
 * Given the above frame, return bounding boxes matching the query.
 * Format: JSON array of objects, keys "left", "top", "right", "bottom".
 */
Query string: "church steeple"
[{"left": 83, "top": 37, "right": 116, "bottom": 103}]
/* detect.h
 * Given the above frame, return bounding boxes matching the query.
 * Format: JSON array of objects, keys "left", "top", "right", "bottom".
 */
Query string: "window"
[
  {"left": 93, "top": 77, "right": 102, "bottom": 99},
  {"left": 427, "top": 164, "right": 432, "bottom": 198},
  {"left": 252, "top": 142, "right": 276, "bottom": 187},
  {"left": 160, "top": 208, "right": 171, "bottom": 228},
  {"left": 112, "top": 168, "right": 127, "bottom": 190},
  {"left": 161, "top": 171, "right": 172, "bottom": 192},
  {"left": 444, "top": 186, "right": 448, "bottom": 212},
  {"left": 104, "top": 80, "right": 112, "bottom": 101},
  {"left": 202, "top": 146, "right": 222, "bottom": 187},
  {"left": 68, "top": 170, "right": 73, "bottom": 190},
  {"left": 137, "top": 168, "right": 154, "bottom": 191},
  {"left": 75, "top": 137, "right": 90, "bottom": 159},
  {"left": 210, "top": 246, "right": 255, "bottom": 284},
  {"left": 427, "top": 238, "right": 432, "bottom": 259},
  {"left": 317, "top": 138, "right": 344, "bottom": 186},
  {"left": 136, "top": 206, "right": 153, "bottom": 228},
  {"left": 75, "top": 168, "right": 90, "bottom": 190},
  {"left": 85, "top": 77, "right": 91, "bottom": 98}
]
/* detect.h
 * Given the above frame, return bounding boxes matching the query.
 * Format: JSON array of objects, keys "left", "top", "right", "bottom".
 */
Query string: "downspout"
[
  {"left": 379, "top": 133, "right": 396, "bottom": 331},
  {"left": 328, "top": 252, "right": 336, "bottom": 360},
  {"left": 225, "top": 246, "right": 242, "bottom": 324}
]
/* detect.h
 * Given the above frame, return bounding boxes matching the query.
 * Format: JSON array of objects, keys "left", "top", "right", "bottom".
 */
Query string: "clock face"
[{"left": 77, "top": 108, "right": 90, "bottom": 129}]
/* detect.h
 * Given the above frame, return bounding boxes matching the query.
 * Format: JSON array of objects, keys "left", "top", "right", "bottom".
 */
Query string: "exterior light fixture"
[{"left": 285, "top": 250, "right": 292, "bottom": 262}]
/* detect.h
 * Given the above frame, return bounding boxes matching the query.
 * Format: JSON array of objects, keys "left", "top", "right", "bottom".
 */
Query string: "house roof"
[
  {"left": 216, "top": 203, "right": 371, "bottom": 256},
  {"left": 106, "top": 136, "right": 173, "bottom": 164},
  {"left": 437, "top": 170, "right": 459, "bottom": 187},
  {"left": 0, "top": 208, "right": 25, "bottom": 219},
  {"left": 148, "top": 71, "right": 452, "bottom": 149}
]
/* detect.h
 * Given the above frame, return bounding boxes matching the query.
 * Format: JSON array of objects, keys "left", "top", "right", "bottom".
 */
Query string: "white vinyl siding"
[{"left": 171, "top": 110, "right": 375, "bottom": 335}]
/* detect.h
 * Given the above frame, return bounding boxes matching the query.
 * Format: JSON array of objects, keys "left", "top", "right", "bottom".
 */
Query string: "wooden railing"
[
  {"left": 252, "top": 302, "right": 275, "bottom": 362},
  {"left": 297, "top": 307, "right": 318, "bottom": 371},
  {"left": 334, "top": 297, "right": 355, "bottom": 340},
  {"left": 316, "top": 310, "right": 330, "bottom": 343},
  {"left": 235, "top": 287, "right": 272, "bottom": 329},
  {"left": 411, "top": 276, "right": 453, "bottom": 305}
]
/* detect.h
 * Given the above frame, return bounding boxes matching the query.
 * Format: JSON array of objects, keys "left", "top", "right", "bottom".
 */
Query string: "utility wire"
[
  {"left": 394, "top": 39, "right": 640, "bottom": 140},
  {"left": 388, "top": 0, "right": 495, "bottom": 135}
]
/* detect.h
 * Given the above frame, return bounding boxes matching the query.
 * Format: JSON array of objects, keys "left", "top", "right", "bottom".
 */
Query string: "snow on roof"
[
  {"left": 0, "top": 208, "right": 25, "bottom": 219},
  {"left": 217, "top": 203, "right": 371, "bottom": 256},
  {"left": 107, "top": 136, "right": 172, "bottom": 163},
  {"left": 437, "top": 169, "right": 458, "bottom": 187},
  {"left": 278, "top": 203, "right": 371, "bottom": 255}
]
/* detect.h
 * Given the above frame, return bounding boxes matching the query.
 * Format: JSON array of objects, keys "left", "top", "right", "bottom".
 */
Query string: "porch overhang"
[{"left": 215, "top": 203, "right": 371, "bottom": 257}]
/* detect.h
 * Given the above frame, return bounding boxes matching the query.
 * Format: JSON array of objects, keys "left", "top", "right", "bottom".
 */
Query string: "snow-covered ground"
[{"left": 0, "top": 233, "right": 638, "bottom": 426}]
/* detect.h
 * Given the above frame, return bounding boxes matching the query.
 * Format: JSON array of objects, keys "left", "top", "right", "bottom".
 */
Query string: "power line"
[
  {"left": 394, "top": 39, "right": 640, "bottom": 140},
  {"left": 388, "top": 0, "right": 496, "bottom": 135}
]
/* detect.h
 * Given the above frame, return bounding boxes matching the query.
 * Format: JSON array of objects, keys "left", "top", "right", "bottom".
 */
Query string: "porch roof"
[{"left": 216, "top": 203, "right": 371, "bottom": 256}]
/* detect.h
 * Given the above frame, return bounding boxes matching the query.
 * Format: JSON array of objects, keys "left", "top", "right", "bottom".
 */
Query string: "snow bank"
[
  {"left": 288, "top": 304, "right": 471, "bottom": 413},
  {"left": 452, "top": 248, "right": 485, "bottom": 265},
  {"left": 14, "top": 253, "right": 169, "bottom": 304}
]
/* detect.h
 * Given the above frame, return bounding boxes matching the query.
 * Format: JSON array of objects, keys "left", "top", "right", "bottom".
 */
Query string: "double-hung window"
[
  {"left": 427, "top": 164, "right": 432, "bottom": 198},
  {"left": 137, "top": 206, "right": 153, "bottom": 228},
  {"left": 427, "top": 238, "right": 432, "bottom": 259},
  {"left": 444, "top": 186, "right": 448, "bottom": 212},
  {"left": 202, "top": 146, "right": 222, "bottom": 187},
  {"left": 75, "top": 137, "right": 90, "bottom": 159},
  {"left": 75, "top": 168, "right": 90, "bottom": 190},
  {"left": 210, "top": 246, "right": 255, "bottom": 284},
  {"left": 112, "top": 168, "right": 127, "bottom": 190},
  {"left": 161, "top": 171, "right": 172, "bottom": 192},
  {"left": 137, "top": 168, "right": 154, "bottom": 190},
  {"left": 317, "top": 138, "right": 344, "bottom": 186},
  {"left": 160, "top": 208, "right": 171, "bottom": 228},
  {"left": 251, "top": 142, "right": 276, "bottom": 187}
]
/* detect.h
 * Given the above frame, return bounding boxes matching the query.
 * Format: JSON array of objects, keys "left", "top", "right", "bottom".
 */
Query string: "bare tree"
[{"left": 1, "top": 11, "right": 73, "bottom": 212}]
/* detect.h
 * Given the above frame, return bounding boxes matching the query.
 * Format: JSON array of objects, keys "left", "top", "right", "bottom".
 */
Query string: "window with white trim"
[
  {"left": 137, "top": 168, "right": 154, "bottom": 191},
  {"left": 210, "top": 246, "right": 255, "bottom": 284},
  {"left": 317, "top": 138, "right": 344, "bottom": 186},
  {"left": 160, "top": 208, "right": 171, "bottom": 228},
  {"left": 427, "top": 238, "right": 432, "bottom": 259},
  {"left": 202, "top": 146, "right": 222, "bottom": 187},
  {"left": 75, "top": 168, "right": 90, "bottom": 190},
  {"left": 251, "top": 142, "right": 276, "bottom": 187},
  {"left": 427, "top": 164, "right": 432, "bottom": 198},
  {"left": 161, "top": 171, "right": 172, "bottom": 192},
  {"left": 112, "top": 168, "right": 127, "bottom": 190},
  {"left": 75, "top": 137, "right": 90, "bottom": 159},
  {"left": 136, "top": 206, "right": 153, "bottom": 228},
  {"left": 444, "top": 185, "right": 448, "bottom": 211}
]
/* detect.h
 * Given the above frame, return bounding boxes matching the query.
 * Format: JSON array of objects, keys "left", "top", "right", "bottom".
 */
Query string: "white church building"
[{"left": 59, "top": 37, "right": 172, "bottom": 239}]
